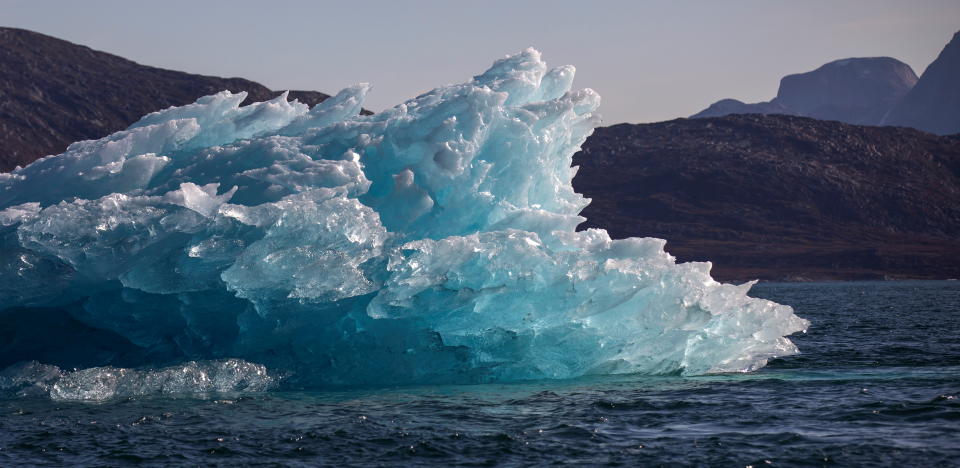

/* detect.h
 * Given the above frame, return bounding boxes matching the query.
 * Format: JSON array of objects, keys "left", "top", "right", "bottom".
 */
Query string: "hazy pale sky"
[{"left": 3, "top": 0, "right": 958, "bottom": 124}]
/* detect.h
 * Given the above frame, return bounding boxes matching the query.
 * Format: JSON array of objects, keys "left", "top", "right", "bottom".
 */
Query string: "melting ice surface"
[{"left": 0, "top": 49, "right": 808, "bottom": 399}]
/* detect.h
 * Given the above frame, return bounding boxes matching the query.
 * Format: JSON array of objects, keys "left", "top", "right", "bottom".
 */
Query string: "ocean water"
[{"left": 1, "top": 280, "right": 958, "bottom": 467}]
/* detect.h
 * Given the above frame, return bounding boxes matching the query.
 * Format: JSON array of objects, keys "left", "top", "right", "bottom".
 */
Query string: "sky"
[{"left": 2, "top": 0, "right": 958, "bottom": 124}]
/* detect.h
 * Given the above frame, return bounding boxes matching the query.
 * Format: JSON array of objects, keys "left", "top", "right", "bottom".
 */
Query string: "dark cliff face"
[
  {"left": 0, "top": 27, "right": 333, "bottom": 172},
  {"left": 692, "top": 57, "right": 918, "bottom": 126},
  {"left": 574, "top": 114, "right": 960, "bottom": 281},
  {"left": 885, "top": 31, "right": 960, "bottom": 135}
]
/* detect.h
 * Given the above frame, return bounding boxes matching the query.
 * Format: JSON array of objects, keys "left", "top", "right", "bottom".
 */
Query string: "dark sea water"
[{"left": 1, "top": 280, "right": 958, "bottom": 467}]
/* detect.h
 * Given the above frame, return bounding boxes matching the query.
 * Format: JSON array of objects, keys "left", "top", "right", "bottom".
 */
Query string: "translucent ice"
[
  {"left": 0, "top": 49, "right": 808, "bottom": 391},
  {"left": 0, "top": 360, "right": 274, "bottom": 401}
]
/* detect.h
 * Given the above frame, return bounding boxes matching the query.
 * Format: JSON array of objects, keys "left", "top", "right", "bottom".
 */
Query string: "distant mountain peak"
[
  {"left": 884, "top": 30, "right": 960, "bottom": 135},
  {"left": 773, "top": 57, "right": 917, "bottom": 118},
  {"left": 692, "top": 56, "right": 917, "bottom": 125}
]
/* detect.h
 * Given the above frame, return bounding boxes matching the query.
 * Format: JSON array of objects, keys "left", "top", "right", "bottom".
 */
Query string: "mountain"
[
  {"left": 574, "top": 114, "right": 960, "bottom": 281},
  {"left": 885, "top": 31, "right": 960, "bottom": 135},
  {"left": 0, "top": 27, "right": 335, "bottom": 172},
  {"left": 693, "top": 99, "right": 788, "bottom": 120},
  {"left": 692, "top": 57, "right": 918, "bottom": 126}
]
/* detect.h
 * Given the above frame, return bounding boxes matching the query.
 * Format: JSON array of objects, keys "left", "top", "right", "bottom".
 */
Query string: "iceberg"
[{"left": 0, "top": 49, "right": 808, "bottom": 392}]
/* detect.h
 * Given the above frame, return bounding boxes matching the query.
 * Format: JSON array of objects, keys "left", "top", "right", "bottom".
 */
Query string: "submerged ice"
[
  {"left": 0, "top": 49, "right": 808, "bottom": 393},
  {"left": 0, "top": 360, "right": 274, "bottom": 401}
]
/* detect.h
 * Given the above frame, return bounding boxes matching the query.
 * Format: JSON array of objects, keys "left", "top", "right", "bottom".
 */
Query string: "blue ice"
[{"left": 0, "top": 49, "right": 808, "bottom": 396}]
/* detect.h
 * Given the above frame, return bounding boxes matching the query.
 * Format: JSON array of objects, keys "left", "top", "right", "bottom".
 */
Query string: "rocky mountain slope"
[
  {"left": 574, "top": 114, "right": 960, "bottom": 281},
  {"left": 0, "top": 27, "right": 334, "bottom": 171},
  {"left": 692, "top": 57, "right": 918, "bottom": 126},
  {"left": 885, "top": 31, "right": 960, "bottom": 135}
]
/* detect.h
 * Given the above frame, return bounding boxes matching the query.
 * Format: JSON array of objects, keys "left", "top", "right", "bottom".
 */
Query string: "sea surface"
[{"left": 1, "top": 280, "right": 958, "bottom": 467}]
